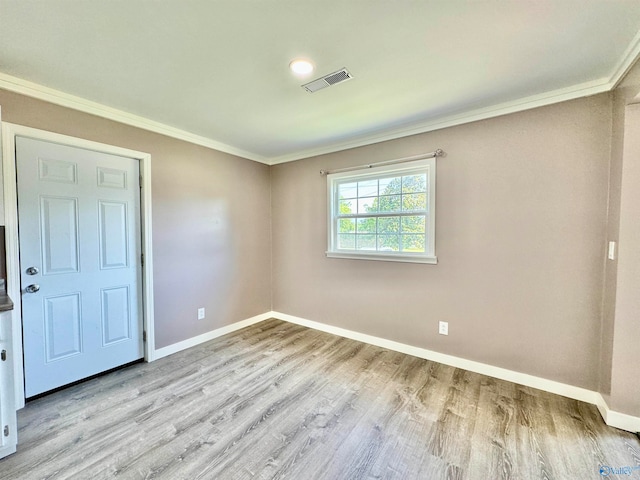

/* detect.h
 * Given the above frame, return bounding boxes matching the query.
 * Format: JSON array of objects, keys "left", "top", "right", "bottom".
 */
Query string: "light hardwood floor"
[{"left": 1, "top": 319, "right": 638, "bottom": 479}]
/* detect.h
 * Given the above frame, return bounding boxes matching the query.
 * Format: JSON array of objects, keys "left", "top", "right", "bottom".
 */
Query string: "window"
[{"left": 326, "top": 157, "right": 436, "bottom": 264}]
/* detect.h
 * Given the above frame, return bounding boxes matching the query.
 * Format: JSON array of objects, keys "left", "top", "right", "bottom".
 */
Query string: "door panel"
[
  {"left": 40, "top": 196, "right": 80, "bottom": 274},
  {"left": 101, "top": 286, "right": 131, "bottom": 345},
  {"left": 97, "top": 166, "right": 127, "bottom": 189},
  {"left": 38, "top": 158, "right": 77, "bottom": 184},
  {"left": 17, "top": 136, "right": 143, "bottom": 398},
  {"left": 44, "top": 293, "right": 82, "bottom": 361},
  {"left": 98, "top": 201, "right": 129, "bottom": 269}
]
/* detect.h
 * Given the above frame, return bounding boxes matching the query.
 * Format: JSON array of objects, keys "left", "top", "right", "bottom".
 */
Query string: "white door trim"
[{"left": 1, "top": 123, "right": 155, "bottom": 409}]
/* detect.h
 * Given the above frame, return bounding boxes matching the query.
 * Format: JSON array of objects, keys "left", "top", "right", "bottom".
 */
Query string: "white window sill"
[{"left": 326, "top": 251, "right": 437, "bottom": 264}]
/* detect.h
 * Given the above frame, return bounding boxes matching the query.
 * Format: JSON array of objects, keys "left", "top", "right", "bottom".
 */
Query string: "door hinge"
[
  {"left": 143, "top": 331, "right": 147, "bottom": 342},
  {"left": 3, "top": 426, "right": 8, "bottom": 437},
  {"left": 141, "top": 253, "right": 144, "bottom": 267},
  {"left": 139, "top": 175, "right": 143, "bottom": 189},
  {"left": 0, "top": 350, "right": 5, "bottom": 361}
]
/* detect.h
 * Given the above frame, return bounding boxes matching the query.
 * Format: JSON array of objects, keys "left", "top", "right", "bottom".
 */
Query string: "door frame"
[{"left": 1, "top": 123, "right": 156, "bottom": 409}]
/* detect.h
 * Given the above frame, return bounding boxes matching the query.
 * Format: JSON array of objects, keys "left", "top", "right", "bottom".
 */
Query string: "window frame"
[{"left": 326, "top": 157, "right": 437, "bottom": 264}]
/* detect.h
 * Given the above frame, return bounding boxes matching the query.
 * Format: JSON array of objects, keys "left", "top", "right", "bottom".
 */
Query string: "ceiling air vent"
[{"left": 302, "top": 68, "right": 353, "bottom": 93}]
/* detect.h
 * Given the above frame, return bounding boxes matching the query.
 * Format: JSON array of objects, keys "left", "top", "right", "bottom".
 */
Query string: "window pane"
[
  {"left": 401, "top": 234, "right": 425, "bottom": 252},
  {"left": 339, "top": 198, "right": 356, "bottom": 214},
  {"left": 378, "top": 194, "right": 401, "bottom": 213},
  {"left": 338, "top": 234, "right": 355, "bottom": 250},
  {"left": 402, "top": 174, "right": 427, "bottom": 193},
  {"left": 378, "top": 235, "right": 399, "bottom": 251},
  {"left": 401, "top": 215, "right": 425, "bottom": 233},
  {"left": 379, "top": 176, "right": 401, "bottom": 195},
  {"left": 358, "top": 197, "right": 377, "bottom": 214},
  {"left": 402, "top": 193, "right": 426, "bottom": 211},
  {"left": 339, "top": 218, "right": 355, "bottom": 233},
  {"left": 338, "top": 182, "right": 357, "bottom": 199},
  {"left": 377, "top": 216, "right": 399, "bottom": 233},
  {"left": 356, "top": 218, "right": 376, "bottom": 234},
  {"left": 358, "top": 180, "right": 378, "bottom": 197},
  {"left": 356, "top": 234, "right": 376, "bottom": 250},
  {"left": 329, "top": 160, "right": 434, "bottom": 261}
]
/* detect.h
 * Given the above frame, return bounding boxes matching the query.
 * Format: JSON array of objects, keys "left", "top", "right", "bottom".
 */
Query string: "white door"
[{"left": 16, "top": 136, "right": 143, "bottom": 398}]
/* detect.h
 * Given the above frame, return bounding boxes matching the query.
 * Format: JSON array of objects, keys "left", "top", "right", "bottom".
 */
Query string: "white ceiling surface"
[{"left": 1, "top": 1, "right": 640, "bottom": 165}]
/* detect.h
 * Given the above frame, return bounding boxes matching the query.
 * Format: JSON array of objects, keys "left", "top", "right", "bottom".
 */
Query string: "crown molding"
[
  {"left": 268, "top": 78, "right": 613, "bottom": 164},
  {"left": 609, "top": 29, "right": 640, "bottom": 89},
  {"left": 2, "top": 37, "right": 639, "bottom": 168},
  {"left": 0, "top": 72, "right": 269, "bottom": 165},
  {"left": 270, "top": 35, "right": 640, "bottom": 165}
]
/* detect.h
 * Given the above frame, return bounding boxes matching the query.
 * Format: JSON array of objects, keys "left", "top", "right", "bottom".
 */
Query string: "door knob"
[
  {"left": 26, "top": 266, "right": 39, "bottom": 275},
  {"left": 25, "top": 284, "right": 40, "bottom": 293}
]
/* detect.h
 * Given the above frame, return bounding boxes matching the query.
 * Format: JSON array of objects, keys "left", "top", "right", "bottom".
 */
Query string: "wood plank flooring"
[{"left": 0, "top": 319, "right": 638, "bottom": 479}]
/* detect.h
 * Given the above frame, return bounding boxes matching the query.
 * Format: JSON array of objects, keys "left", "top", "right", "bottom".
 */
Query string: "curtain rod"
[{"left": 319, "top": 149, "right": 444, "bottom": 175}]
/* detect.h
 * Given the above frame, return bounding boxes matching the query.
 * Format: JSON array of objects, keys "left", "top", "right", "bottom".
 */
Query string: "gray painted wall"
[
  {"left": 0, "top": 81, "right": 637, "bottom": 417},
  {"left": 272, "top": 94, "right": 613, "bottom": 391},
  {"left": 599, "top": 60, "right": 640, "bottom": 417},
  {"left": 609, "top": 102, "right": 640, "bottom": 416},
  {"left": 0, "top": 89, "right": 272, "bottom": 349},
  {"left": 599, "top": 89, "right": 625, "bottom": 398}
]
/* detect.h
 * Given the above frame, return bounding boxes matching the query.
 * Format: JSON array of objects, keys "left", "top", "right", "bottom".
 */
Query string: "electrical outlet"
[
  {"left": 439, "top": 321, "right": 449, "bottom": 335},
  {"left": 198, "top": 307, "right": 205, "bottom": 320}
]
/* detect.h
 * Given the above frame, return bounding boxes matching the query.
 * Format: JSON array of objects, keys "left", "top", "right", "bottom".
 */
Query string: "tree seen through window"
[{"left": 337, "top": 173, "right": 428, "bottom": 252}]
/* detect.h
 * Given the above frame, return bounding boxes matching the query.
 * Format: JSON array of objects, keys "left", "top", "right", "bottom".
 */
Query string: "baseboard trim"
[
  {"left": 152, "top": 312, "right": 273, "bottom": 360},
  {"left": 596, "top": 394, "right": 640, "bottom": 433},
  {"left": 270, "top": 311, "right": 640, "bottom": 433},
  {"left": 151, "top": 310, "right": 640, "bottom": 433}
]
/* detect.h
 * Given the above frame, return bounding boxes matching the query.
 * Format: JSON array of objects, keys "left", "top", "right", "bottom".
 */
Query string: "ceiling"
[{"left": 1, "top": 1, "right": 640, "bottom": 165}]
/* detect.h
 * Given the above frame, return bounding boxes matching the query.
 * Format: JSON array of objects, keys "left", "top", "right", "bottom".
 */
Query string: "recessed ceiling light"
[{"left": 289, "top": 59, "right": 314, "bottom": 76}]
